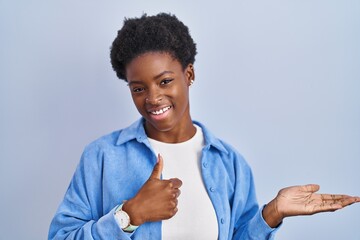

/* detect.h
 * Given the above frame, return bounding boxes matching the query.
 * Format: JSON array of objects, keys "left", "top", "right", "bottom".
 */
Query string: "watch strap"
[{"left": 123, "top": 223, "right": 139, "bottom": 232}]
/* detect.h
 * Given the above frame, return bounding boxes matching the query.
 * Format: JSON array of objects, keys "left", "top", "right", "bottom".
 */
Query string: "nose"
[{"left": 145, "top": 88, "right": 162, "bottom": 105}]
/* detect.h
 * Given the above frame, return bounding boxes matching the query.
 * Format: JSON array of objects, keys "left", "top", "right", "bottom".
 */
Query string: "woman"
[{"left": 48, "top": 13, "right": 359, "bottom": 240}]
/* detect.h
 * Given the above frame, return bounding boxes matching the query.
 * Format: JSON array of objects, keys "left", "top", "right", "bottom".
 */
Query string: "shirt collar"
[
  {"left": 193, "top": 120, "right": 229, "bottom": 154},
  {"left": 115, "top": 118, "right": 147, "bottom": 146},
  {"left": 116, "top": 118, "right": 229, "bottom": 154}
]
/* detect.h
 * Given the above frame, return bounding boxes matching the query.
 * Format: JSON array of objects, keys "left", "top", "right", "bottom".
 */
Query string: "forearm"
[
  {"left": 232, "top": 206, "right": 280, "bottom": 240},
  {"left": 49, "top": 206, "right": 132, "bottom": 240}
]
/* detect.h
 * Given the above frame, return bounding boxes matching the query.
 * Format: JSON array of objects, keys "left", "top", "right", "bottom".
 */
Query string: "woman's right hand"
[{"left": 122, "top": 154, "right": 182, "bottom": 226}]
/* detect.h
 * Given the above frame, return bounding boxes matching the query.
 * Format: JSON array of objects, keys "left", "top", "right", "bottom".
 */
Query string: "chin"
[{"left": 146, "top": 120, "right": 175, "bottom": 132}]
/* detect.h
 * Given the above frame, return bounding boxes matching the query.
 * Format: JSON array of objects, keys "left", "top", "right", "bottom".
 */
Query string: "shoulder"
[
  {"left": 82, "top": 118, "right": 144, "bottom": 156},
  {"left": 195, "top": 120, "right": 250, "bottom": 170},
  {"left": 75, "top": 130, "right": 123, "bottom": 172},
  {"left": 83, "top": 129, "right": 121, "bottom": 156},
  {"left": 217, "top": 138, "right": 252, "bottom": 174}
]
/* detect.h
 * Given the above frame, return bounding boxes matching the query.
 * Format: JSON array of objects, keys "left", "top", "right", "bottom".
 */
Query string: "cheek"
[
  {"left": 175, "top": 85, "right": 189, "bottom": 103},
  {"left": 171, "top": 82, "right": 189, "bottom": 98},
  {"left": 131, "top": 96, "right": 145, "bottom": 111}
]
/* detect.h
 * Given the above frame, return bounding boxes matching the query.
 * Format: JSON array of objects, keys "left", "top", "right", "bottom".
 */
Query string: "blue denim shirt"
[{"left": 49, "top": 119, "right": 278, "bottom": 240}]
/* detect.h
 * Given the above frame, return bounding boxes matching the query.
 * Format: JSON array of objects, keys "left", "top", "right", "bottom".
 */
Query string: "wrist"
[
  {"left": 114, "top": 202, "right": 140, "bottom": 232},
  {"left": 262, "top": 199, "right": 283, "bottom": 228},
  {"left": 122, "top": 199, "right": 144, "bottom": 226}
]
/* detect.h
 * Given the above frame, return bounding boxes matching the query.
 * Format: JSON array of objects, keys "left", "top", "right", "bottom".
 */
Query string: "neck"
[{"left": 145, "top": 119, "right": 196, "bottom": 144}]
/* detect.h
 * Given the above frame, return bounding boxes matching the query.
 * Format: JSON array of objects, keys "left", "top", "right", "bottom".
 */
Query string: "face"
[{"left": 125, "top": 52, "right": 195, "bottom": 141}]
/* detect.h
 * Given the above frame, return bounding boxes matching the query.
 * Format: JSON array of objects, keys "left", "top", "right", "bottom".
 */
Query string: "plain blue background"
[{"left": 1, "top": 1, "right": 359, "bottom": 239}]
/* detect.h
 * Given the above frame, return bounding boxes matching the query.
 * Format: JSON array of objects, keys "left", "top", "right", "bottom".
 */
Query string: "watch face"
[{"left": 116, "top": 211, "right": 130, "bottom": 229}]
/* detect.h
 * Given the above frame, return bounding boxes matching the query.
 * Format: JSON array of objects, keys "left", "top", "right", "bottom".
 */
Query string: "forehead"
[{"left": 125, "top": 52, "right": 182, "bottom": 81}]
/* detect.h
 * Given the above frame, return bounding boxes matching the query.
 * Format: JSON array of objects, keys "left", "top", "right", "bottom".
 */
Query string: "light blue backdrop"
[{"left": 1, "top": 1, "right": 359, "bottom": 239}]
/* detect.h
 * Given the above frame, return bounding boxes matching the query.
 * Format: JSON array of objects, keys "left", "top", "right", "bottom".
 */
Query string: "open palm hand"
[
  {"left": 263, "top": 184, "right": 360, "bottom": 227},
  {"left": 274, "top": 184, "right": 359, "bottom": 218}
]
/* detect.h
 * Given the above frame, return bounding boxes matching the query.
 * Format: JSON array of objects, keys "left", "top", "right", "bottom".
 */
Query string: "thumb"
[
  {"left": 302, "top": 184, "right": 320, "bottom": 193},
  {"left": 150, "top": 153, "right": 163, "bottom": 179}
]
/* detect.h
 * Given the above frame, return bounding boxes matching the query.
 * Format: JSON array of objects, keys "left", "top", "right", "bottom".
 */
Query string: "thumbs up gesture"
[{"left": 122, "top": 154, "right": 182, "bottom": 226}]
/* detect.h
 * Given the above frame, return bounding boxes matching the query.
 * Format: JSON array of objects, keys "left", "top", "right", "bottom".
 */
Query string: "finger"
[
  {"left": 169, "top": 178, "right": 183, "bottom": 188},
  {"left": 301, "top": 184, "right": 320, "bottom": 193},
  {"left": 317, "top": 194, "right": 349, "bottom": 201},
  {"left": 172, "top": 198, "right": 178, "bottom": 207},
  {"left": 338, "top": 196, "right": 360, "bottom": 207},
  {"left": 176, "top": 188, "right": 181, "bottom": 198},
  {"left": 172, "top": 188, "right": 181, "bottom": 198},
  {"left": 309, "top": 196, "right": 359, "bottom": 211},
  {"left": 150, "top": 153, "right": 164, "bottom": 179},
  {"left": 312, "top": 203, "right": 343, "bottom": 214}
]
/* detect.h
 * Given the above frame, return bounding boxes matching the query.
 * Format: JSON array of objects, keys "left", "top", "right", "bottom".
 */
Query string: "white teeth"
[{"left": 151, "top": 106, "right": 171, "bottom": 115}]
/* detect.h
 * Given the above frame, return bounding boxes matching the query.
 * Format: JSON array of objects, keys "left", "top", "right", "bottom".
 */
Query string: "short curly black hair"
[{"left": 110, "top": 13, "right": 197, "bottom": 81}]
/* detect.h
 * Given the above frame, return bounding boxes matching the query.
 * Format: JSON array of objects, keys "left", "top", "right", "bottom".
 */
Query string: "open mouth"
[{"left": 149, "top": 106, "right": 172, "bottom": 115}]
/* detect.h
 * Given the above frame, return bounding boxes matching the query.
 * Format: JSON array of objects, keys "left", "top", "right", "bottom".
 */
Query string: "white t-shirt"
[{"left": 148, "top": 125, "right": 218, "bottom": 239}]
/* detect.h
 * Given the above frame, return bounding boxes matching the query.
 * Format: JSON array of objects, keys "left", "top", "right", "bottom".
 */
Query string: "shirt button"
[
  {"left": 210, "top": 187, "right": 215, "bottom": 192},
  {"left": 220, "top": 218, "right": 225, "bottom": 224},
  {"left": 202, "top": 162, "right": 208, "bottom": 168}
]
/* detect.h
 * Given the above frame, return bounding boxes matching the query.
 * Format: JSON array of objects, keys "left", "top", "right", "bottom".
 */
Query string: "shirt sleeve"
[
  {"left": 232, "top": 205, "right": 281, "bottom": 240},
  {"left": 231, "top": 155, "right": 281, "bottom": 240},
  {"left": 48, "top": 146, "right": 136, "bottom": 240}
]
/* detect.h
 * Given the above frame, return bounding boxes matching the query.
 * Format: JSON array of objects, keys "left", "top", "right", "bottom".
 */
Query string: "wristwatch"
[{"left": 114, "top": 203, "right": 139, "bottom": 232}]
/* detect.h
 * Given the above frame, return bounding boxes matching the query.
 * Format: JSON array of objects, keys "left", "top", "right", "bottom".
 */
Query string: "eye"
[
  {"left": 132, "top": 87, "right": 145, "bottom": 93},
  {"left": 160, "top": 78, "right": 173, "bottom": 85}
]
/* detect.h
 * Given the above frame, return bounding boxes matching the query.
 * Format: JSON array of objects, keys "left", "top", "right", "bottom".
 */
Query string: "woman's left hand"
[{"left": 263, "top": 184, "right": 360, "bottom": 228}]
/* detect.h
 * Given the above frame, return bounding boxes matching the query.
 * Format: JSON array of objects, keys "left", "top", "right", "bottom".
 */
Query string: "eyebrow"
[
  {"left": 128, "top": 70, "right": 174, "bottom": 86},
  {"left": 154, "top": 70, "right": 174, "bottom": 80}
]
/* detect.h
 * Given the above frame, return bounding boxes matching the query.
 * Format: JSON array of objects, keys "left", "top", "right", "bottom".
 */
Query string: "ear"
[{"left": 185, "top": 64, "right": 195, "bottom": 86}]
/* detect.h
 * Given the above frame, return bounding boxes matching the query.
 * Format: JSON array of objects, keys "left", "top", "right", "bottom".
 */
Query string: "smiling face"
[{"left": 126, "top": 52, "right": 195, "bottom": 143}]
